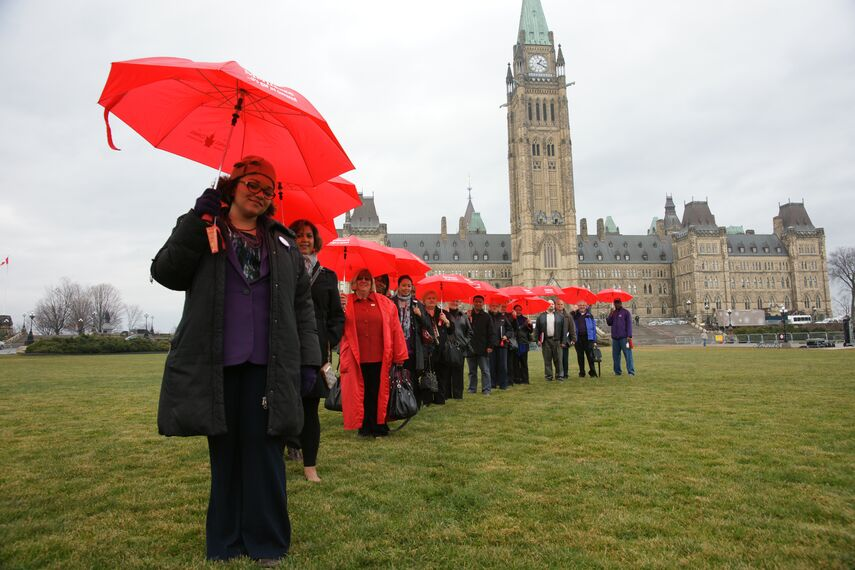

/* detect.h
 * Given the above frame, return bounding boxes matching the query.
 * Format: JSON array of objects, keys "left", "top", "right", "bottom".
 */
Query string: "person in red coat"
[{"left": 340, "top": 268, "right": 408, "bottom": 437}]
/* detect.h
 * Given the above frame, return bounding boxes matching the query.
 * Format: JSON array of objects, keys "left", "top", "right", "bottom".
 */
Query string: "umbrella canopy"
[
  {"left": 273, "top": 176, "right": 361, "bottom": 244},
  {"left": 506, "top": 297, "right": 551, "bottom": 315},
  {"left": 416, "top": 274, "right": 478, "bottom": 302},
  {"left": 316, "top": 236, "right": 397, "bottom": 283},
  {"left": 597, "top": 288, "right": 634, "bottom": 303},
  {"left": 469, "top": 281, "right": 510, "bottom": 304},
  {"left": 562, "top": 286, "right": 598, "bottom": 305},
  {"left": 531, "top": 285, "right": 567, "bottom": 299},
  {"left": 498, "top": 285, "right": 539, "bottom": 299},
  {"left": 389, "top": 248, "right": 432, "bottom": 284},
  {"left": 98, "top": 57, "right": 354, "bottom": 187}
]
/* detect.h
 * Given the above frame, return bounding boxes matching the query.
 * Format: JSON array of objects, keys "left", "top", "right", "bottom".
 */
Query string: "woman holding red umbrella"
[
  {"left": 151, "top": 156, "right": 321, "bottom": 563},
  {"left": 340, "top": 269, "right": 409, "bottom": 436}
]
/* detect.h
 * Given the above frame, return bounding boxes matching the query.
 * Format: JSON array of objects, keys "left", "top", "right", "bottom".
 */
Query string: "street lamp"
[
  {"left": 150, "top": 315, "right": 155, "bottom": 335},
  {"left": 144, "top": 313, "right": 149, "bottom": 334},
  {"left": 685, "top": 299, "right": 692, "bottom": 320},
  {"left": 703, "top": 301, "right": 711, "bottom": 326},
  {"left": 25, "top": 312, "right": 35, "bottom": 345},
  {"left": 91, "top": 311, "right": 98, "bottom": 334},
  {"left": 780, "top": 306, "right": 788, "bottom": 344},
  {"left": 78, "top": 318, "right": 84, "bottom": 336},
  {"left": 726, "top": 308, "right": 733, "bottom": 342}
]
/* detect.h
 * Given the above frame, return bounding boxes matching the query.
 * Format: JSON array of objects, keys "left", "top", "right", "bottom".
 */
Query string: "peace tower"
[{"left": 506, "top": 0, "right": 578, "bottom": 286}]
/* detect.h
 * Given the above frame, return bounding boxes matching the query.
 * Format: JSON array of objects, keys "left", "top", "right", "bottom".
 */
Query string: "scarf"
[
  {"left": 397, "top": 294, "right": 413, "bottom": 341},
  {"left": 303, "top": 253, "right": 317, "bottom": 275}
]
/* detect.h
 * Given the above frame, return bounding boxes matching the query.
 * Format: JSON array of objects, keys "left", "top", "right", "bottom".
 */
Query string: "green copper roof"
[
  {"left": 605, "top": 216, "right": 619, "bottom": 234},
  {"left": 726, "top": 225, "right": 745, "bottom": 235},
  {"left": 519, "top": 0, "right": 551, "bottom": 45},
  {"left": 468, "top": 212, "right": 487, "bottom": 234}
]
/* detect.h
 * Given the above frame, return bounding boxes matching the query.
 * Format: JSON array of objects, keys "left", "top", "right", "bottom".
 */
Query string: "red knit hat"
[{"left": 229, "top": 155, "right": 276, "bottom": 186}]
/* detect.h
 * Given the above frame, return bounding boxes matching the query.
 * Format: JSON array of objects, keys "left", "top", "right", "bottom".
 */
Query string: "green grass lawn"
[{"left": 1, "top": 347, "right": 853, "bottom": 569}]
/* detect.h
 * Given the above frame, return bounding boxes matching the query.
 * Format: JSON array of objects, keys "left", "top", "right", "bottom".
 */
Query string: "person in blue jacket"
[{"left": 570, "top": 300, "right": 598, "bottom": 377}]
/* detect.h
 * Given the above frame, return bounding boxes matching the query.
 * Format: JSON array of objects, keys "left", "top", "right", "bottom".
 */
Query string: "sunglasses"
[
  {"left": 238, "top": 179, "right": 275, "bottom": 199},
  {"left": 356, "top": 275, "right": 372, "bottom": 282}
]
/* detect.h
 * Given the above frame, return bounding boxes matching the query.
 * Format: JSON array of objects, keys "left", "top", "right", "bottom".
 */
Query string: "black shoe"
[{"left": 589, "top": 371, "right": 597, "bottom": 378}]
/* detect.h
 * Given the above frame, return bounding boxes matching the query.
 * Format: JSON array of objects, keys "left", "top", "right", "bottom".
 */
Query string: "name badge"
[{"left": 278, "top": 236, "right": 291, "bottom": 249}]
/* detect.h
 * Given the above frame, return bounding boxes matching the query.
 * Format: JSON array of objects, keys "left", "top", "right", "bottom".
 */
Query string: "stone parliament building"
[{"left": 340, "top": 0, "right": 832, "bottom": 321}]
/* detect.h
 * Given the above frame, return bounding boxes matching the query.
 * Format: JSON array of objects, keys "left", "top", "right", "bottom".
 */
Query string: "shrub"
[{"left": 26, "top": 335, "right": 170, "bottom": 354}]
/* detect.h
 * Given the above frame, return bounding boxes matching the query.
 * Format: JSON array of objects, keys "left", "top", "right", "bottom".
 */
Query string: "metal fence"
[{"left": 676, "top": 332, "right": 845, "bottom": 345}]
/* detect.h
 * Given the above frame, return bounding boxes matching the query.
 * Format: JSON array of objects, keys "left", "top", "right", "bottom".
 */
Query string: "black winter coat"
[
  {"left": 304, "top": 262, "right": 344, "bottom": 399},
  {"left": 390, "top": 295, "right": 431, "bottom": 371},
  {"left": 468, "top": 309, "right": 498, "bottom": 356},
  {"left": 151, "top": 211, "right": 321, "bottom": 438}
]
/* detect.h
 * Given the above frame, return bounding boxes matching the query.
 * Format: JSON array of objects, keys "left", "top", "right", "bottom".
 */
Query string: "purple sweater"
[
  {"left": 223, "top": 239, "right": 270, "bottom": 366},
  {"left": 606, "top": 307, "right": 633, "bottom": 339}
]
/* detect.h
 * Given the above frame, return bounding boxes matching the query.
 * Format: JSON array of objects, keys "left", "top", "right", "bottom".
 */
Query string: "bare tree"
[
  {"left": 829, "top": 247, "right": 855, "bottom": 319},
  {"left": 124, "top": 304, "right": 143, "bottom": 332},
  {"left": 89, "top": 283, "right": 123, "bottom": 333},
  {"left": 33, "top": 279, "right": 75, "bottom": 335},
  {"left": 67, "top": 282, "right": 93, "bottom": 333}
]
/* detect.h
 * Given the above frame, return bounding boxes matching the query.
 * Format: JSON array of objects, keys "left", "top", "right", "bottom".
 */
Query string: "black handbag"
[
  {"left": 592, "top": 345, "right": 603, "bottom": 363},
  {"left": 443, "top": 338, "right": 464, "bottom": 366},
  {"left": 508, "top": 337, "right": 519, "bottom": 351},
  {"left": 420, "top": 360, "right": 439, "bottom": 393},
  {"left": 323, "top": 354, "right": 342, "bottom": 412},
  {"left": 387, "top": 366, "right": 419, "bottom": 421}
]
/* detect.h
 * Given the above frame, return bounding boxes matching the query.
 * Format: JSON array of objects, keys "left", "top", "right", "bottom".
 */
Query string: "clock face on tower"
[{"left": 528, "top": 54, "right": 548, "bottom": 73}]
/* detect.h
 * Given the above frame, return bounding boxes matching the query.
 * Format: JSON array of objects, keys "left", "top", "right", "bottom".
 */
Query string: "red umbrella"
[
  {"left": 416, "top": 274, "right": 478, "bottom": 302},
  {"left": 98, "top": 57, "right": 354, "bottom": 187},
  {"left": 469, "top": 281, "right": 510, "bottom": 304},
  {"left": 316, "top": 236, "right": 397, "bottom": 283},
  {"left": 498, "top": 285, "right": 539, "bottom": 298},
  {"left": 389, "top": 248, "right": 431, "bottom": 284},
  {"left": 563, "top": 286, "right": 598, "bottom": 305},
  {"left": 273, "top": 176, "right": 360, "bottom": 243},
  {"left": 531, "top": 285, "right": 567, "bottom": 299},
  {"left": 597, "top": 288, "right": 634, "bottom": 303},
  {"left": 506, "top": 297, "right": 551, "bottom": 315}
]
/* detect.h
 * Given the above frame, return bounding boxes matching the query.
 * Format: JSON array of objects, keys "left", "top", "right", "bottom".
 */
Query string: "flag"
[{"left": 0, "top": 257, "right": 8, "bottom": 266}]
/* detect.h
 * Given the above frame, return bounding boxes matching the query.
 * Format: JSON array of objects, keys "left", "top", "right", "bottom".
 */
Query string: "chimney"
[
  {"left": 596, "top": 218, "right": 605, "bottom": 240},
  {"left": 655, "top": 219, "right": 666, "bottom": 238},
  {"left": 459, "top": 216, "right": 466, "bottom": 239},
  {"left": 745, "top": 229, "right": 755, "bottom": 235},
  {"left": 579, "top": 218, "right": 588, "bottom": 239},
  {"left": 441, "top": 216, "right": 448, "bottom": 240},
  {"left": 773, "top": 216, "right": 784, "bottom": 237}
]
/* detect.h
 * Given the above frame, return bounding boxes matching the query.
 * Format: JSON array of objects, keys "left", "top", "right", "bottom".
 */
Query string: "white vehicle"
[{"left": 788, "top": 315, "right": 812, "bottom": 325}]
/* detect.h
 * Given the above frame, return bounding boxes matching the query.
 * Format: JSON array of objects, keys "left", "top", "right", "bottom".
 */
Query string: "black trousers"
[
  {"left": 300, "top": 396, "right": 321, "bottom": 467},
  {"left": 575, "top": 337, "right": 597, "bottom": 375},
  {"left": 207, "top": 364, "right": 289, "bottom": 561},
  {"left": 430, "top": 360, "right": 448, "bottom": 405},
  {"left": 360, "top": 362, "right": 388, "bottom": 436},
  {"left": 449, "top": 363, "right": 465, "bottom": 398},
  {"left": 513, "top": 351, "right": 530, "bottom": 383}
]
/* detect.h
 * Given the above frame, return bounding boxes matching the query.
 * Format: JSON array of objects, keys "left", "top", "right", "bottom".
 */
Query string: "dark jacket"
[
  {"left": 304, "top": 262, "right": 344, "bottom": 399},
  {"left": 571, "top": 308, "right": 598, "bottom": 342},
  {"left": 390, "top": 295, "right": 432, "bottom": 370},
  {"left": 606, "top": 307, "right": 633, "bottom": 339},
  {"left": 535, "top": 311, "right": 570, "bottom": 343},
  {"left": 513, "top": 314, "right": 533, "bottom": 352},
  {"left": 468, "top": 308, "right": 498, "bottom": 356},
  {"left": 447, "top": 308, "right": 474, "bottom": 357},
  {"left": 491, "top": 311, "right": 514, "bottom": 349},
  {"left": 425, "top": 307, "right": 454, "bottom": 363},
  {"left": 151, "top": 211, "right": 321, "bottom": 438}
]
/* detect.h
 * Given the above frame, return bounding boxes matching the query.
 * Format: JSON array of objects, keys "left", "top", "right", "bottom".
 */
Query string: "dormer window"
[
  {"left": 579, "top": 254, "right": 584, "bottom": 261},
  {"left": 453, "top": 252, "right": 460, "bottom": 261},
  {"left": 642, "top": 253, "right": 649, "bottom": 261},
  {"left": 423, "top": 253, "right": 429, "bottom": 261},
  {"left": 776, "top": 247, "right": 782, "bottom": 253},
  {"left": 433, "top": 252, "right": 439, "bottom": 261},
  {"left": 624, "top": 255, "right": 630, "bottom": 261},
  {"left": 751, "top": 246, "right": 757, "bottom": 253},
  {"left": 483, "top": 253, "right": 489, "bottom": 261},
  {"left": 763, "top": 246, "right": 769, "bottom": 253},
  {"left": 403, "top": 240, "right": 408, "bottom": 247},
  {"left": 419, "top": 241, "right": 424, "bottom": 248},
  {"left": 615, "top": 254, "right": 621, "bottom": 261},
  {"left": 597, "top": 253, "right": 603, "bottom": 261},
  {"left": 473, "top": 253, "right": 479, "bottom": 261},
  {"left": 738, "top": 246, "right": 745, "bottom": 253}
]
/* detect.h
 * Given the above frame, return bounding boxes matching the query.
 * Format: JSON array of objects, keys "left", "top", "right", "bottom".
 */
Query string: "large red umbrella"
[
  {"left": 597, "top": 288, "right": 634, "bottom": 303},
  {"left": 416, "top": 274, "right": 478, "bottom": 302},
  {"left": 563, "top": 286, "right": 598, "bottom": 305},
  {"left": 531, "top": 285, "right": 567, "bottom": 299},
  {"left": 469, "top": 281, "right": 510, "bottom": 304},
  {"left": 389, "top": 248, "right": 432, "bottom": 284},
  {"left": 498, "top": 285, "right": 539, "bottom": 299},
  {"left": 98, "top": 57, "right": 354, "bottom": 187},
  {"left": 506, "top": 297, "right": 551, "bottom": 315},
  {"left": 273, "top": 176, "right": 361, "bottom": 243},
  {"left": 317, "top": 236, "right": 397, "bottom": 283}
]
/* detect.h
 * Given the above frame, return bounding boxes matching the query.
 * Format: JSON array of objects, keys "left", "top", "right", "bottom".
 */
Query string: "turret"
[
  {"left": 506, "top": 63, "right": 514, "bottom": 96},
  {"left": 556, "top": 44, "right": 565, "bottom": 76}
]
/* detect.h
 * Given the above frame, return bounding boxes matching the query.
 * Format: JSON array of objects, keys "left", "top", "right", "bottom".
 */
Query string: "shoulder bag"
[{"left": 388, "top": 365, "right": 419, "bottom": 421}]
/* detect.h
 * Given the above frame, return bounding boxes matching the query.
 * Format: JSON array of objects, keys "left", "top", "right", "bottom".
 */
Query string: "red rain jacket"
[{"left": 340, "top": 293, "right": 408, "bottom": 430}]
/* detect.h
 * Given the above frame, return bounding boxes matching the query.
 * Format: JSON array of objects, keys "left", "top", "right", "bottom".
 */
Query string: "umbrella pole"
[{"left": 210, "top": 95, "right": 245, "bottom": 188}]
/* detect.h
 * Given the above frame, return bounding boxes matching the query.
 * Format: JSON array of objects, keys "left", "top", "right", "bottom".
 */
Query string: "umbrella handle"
[{"left": 211, "top": 95, "right": 245, "bottom": 187}]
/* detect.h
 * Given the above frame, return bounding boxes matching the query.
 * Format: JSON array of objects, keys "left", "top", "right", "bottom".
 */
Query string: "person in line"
[
  {"left": 489, "top": 303, "right": 511, "bottom": 390},
  {"left": 288, "top": 219, "right": 344, "bottom": 482},
  {"left": 390, "top": 275, "right": 432, "bottom": 403},
  {"left": 510, "top": 304, "right": 533, "bottom": 384},
  {"left": 555, "top": 299, "right": 572, "bottom": 380},
  {"left": 570, "top": 300, "right": 598, "bottom": 378},
  {"left": 339, "top": 269, "right": 408, "bottom": 437},
  {"left": 606, "top": 299, "right": 635, "bottom": 376},
  {"left": 422, "top": 290, "right": 454, "bottom": 405},
  {"left": 445, "top": 299, "right": 473, "bottom": 399},
  {"left": 535, "top": 300, "right": 571, "bottom": 382},
  {"left": 151, "top": 156, "right": 321, "bottom": 564},
  {"left": 467, "top": 295, "right": 497, "bottom": 394},
  {"left": 374, "top": 274, "right": 391, "bottom": 297}
]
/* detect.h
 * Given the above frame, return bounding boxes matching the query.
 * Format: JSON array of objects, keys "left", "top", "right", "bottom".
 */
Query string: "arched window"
[
  {"left": 543, "top": 240, "right": 557, "bottom": 268},
  {"left": 550, "top": 101, "right": 555, "bottom": 122},
  {"left": 715, "top": 297, "right": 722, "bottom": 310},
  {"left": 536, "top": 99, "right": 541, "bottom": 121},
  {"left": 784, "top": 296, "right": 791, "bottom": 309},
  {"left": 816, "top": 295, "right": 821, "bottom": 308},
  {"left": 756, "top": 297, "right": 763, "bottom": 309},
  {"left": 542, "top": 100, "right": 548, "bottom": 121},
  {"left": 731, "top": 297, "right": 736, "bottom": 309},
  {"left": 744, "top": 297, "right": 751, "bottom": 309},
  {"left": 646, "top": 303, "right": 651, "bottom": 315},
  {"left": 527, "top": 100, "right": 532, "bottom": 121}
]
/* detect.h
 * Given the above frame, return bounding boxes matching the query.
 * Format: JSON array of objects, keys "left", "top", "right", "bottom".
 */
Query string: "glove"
[
  {"left": 194, "top": 186, "right": 222, "bottom": 218},
  {"left": 300, "top": 366, "right": 318, "bottom": 397}
]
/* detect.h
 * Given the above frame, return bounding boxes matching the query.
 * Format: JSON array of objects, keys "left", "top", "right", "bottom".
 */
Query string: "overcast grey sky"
[{"left": 1, "top": 0, "right": 853, "bottom": 331}]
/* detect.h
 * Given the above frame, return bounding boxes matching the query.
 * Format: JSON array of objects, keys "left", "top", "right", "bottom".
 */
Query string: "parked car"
[{"left": 803, "top": 338, "right": 835, "bottom": 348}]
